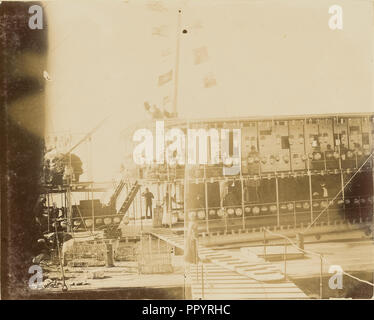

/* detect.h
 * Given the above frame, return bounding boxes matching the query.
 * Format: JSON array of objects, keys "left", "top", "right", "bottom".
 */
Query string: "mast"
[{"left": 172, "top": 9, "right": 182, "bottom": 118}]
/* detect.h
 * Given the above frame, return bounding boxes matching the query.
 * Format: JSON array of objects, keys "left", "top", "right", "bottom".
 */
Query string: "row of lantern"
[
  {"left": 179, "top": 197, "right": 373, "bottom": 220},
  {"left": 140, "top": 149, "right": 370, "bottom": 171},
  {"left": 54, "top": 216, "right": 124, "bottom": 228},
  {"left": 247, "top": 150, "right": 370, "bottom": 165}
]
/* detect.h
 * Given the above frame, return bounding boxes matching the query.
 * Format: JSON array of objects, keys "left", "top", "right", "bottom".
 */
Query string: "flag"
[
  {"left": 192, "top": 20, "right": 203, "bottom": 30},
  {"left": 163, "top": 95, "right": 171, "bottom": 106},
  {"left": 161, "top": 48, "right": 172, "bottom": 57},
  {"left": 203, "top": 73, "right": 217, "bottom": 88},
  {"left": 158, "top": 70, "right": 173, "bottom": 86},
  {"left": 152, "top": 25, "right": 168, "bottom": 37},
  {"left": 146, "top": 1, "right": 167, "bottom": 12},
  {"left": 193, "top": 46, "right": 209, "bottom": 65}
]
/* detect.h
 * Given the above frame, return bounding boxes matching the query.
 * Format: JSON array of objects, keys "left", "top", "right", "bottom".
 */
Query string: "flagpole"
[{"left": 172, "top": 9, "right": 182, "bottom": 118}]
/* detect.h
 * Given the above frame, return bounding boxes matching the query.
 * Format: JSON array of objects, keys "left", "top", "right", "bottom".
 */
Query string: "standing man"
[{"left": 142, "top": 187, "right": 154, "bottom": 219}]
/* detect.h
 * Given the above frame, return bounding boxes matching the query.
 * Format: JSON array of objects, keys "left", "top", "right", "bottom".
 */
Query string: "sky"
[{"left": 45, "top": 0, "right": 374, "bottom": 181}]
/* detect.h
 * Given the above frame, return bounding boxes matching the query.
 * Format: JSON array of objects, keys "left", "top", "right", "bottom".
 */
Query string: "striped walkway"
[
  {"left": 151, "top": 229, "right": 308, "bottom": 299},
  {"left": 189, "top": 263, "right": 307, "bottom": 299}
]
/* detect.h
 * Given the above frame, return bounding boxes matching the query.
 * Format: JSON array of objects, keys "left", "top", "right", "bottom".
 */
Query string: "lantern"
[
  {"left": 269, "top": 205, "right": 277, "bottom": 213},
  {"left": 197, "top": 210, "right": 205, "bottom": 219},
  {"left": 113, "top": 217, "right": 121, "bottom": 224},
  {"left": 189, "top": 211, "right": 197, "bottom": 219},
  {"left": 85, "top": 219, "right": 93, "bottom": 227},
  {"left": 235, "top": 208, "right": 243, "bottom": 216},
  {"left": 104, "top": 217, "right": 112, "bottom": 225},
  {"left": 227, "top": 208, "right": 235, "bottom": 215},
  {"left": 252, "top": 206, "right": 260, "bottom": 215},
  {"left": 209, "top": 209, "right": 216, "bottom": 216},
  {"left": 217, "top": 209, "right": 225, "bottom": 217}
]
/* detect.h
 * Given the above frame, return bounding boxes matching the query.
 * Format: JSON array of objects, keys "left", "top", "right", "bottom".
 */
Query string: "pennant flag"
[
  {"left": 161, "top": 48, "right": 172, "bottom": 57},
  {"left": 152, "top": 25, "right": 168, "bottom": 37},
  {"left": 193, "top": 46, "right": 209, "bottom": 65},
  {"left": 163, "top": 95, "right": 171, "bottom": 106},
  {"left": 203, "top": 73, "right": 217, "bottom": 88},
  {"left": 158, "top": 70, "right": 173, "bottom": 86},
  {"left": 146, "top": 1, "right": 167, "bottom": 12},
  {"left": 192, "top": 20, "right": 203, "bottom": 30}
]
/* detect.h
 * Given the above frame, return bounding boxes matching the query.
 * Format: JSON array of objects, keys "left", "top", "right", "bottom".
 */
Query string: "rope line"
[
  {"left": 306, "top": 151, "right": 374, "bottom": 231},
  {"left": 264, "top": 228, "right": 374, "bottom": 288}
]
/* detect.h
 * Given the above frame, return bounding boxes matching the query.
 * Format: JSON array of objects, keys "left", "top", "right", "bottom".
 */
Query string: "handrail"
[
  {"left": 264, "top": 227, "right": 322, "bottom": 258},
  {"left": 263, "top": 227, "right": 374, "bottom": 300}
]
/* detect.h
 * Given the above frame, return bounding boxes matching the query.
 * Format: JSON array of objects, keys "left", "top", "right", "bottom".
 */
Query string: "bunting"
[
  {"left": 193, "top": 46, "right": 209, "bottom": 65},
  {"left": 203, "top": 73, "right": 217, "bottom": 88},
  {"left": 158, "top": 69, "right": 173, "bottom": 86}
]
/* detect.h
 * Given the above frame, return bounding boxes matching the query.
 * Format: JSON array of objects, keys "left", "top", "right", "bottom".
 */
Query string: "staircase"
[
  {"left": 108, "top": 179, "right": 126, "bottom": 208},
  {"left": 118, "top": 181, "right": 140, "bottom": 215},
  {"left": 150, "top": 229, "right": 308, "bottom": 299}
]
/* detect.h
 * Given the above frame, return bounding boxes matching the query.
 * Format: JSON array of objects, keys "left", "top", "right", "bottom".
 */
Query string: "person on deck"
[{"left": 142, "top": 188, "right": 154, "bottom": 219}]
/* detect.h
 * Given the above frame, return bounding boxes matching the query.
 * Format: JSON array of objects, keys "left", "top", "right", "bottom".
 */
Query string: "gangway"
[
  {"left": 117, "top": 181, "right": 140, "bottom": 215},
  {"left": 150, "top": 229, "right": 308, "bottom": 299}
]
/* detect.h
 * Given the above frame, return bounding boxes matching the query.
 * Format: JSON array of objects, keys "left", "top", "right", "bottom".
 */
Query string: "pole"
[
  {"left": 89, "top": 136, "right": 94, "bottom": 233},
  {"left": 67, "top": 152, "right": 72, "bottom": 233},
  {"left": 320, "top": 254, "right": 323, "bottom": 299},
  {"left": 201, "top": 262, "right": 204, "bottom": 299},
  {"left": 284, "top": 239, "right": 287, "bottom": 280},
  {"left": 139, "top": 188, "right": 143, "bottom": 232},
  {"left": 148, "top": 234, "right": 152, "bottom": 265},
  {"left": 240, "top": 175, "right": 245, "bottom": 230},
  {"left": 204, "top": 166, "right": 209, "bottom": 234},
  {"left": 341, "top": 170, "right": 346, "bottom": 221},
  {"left": 275, "top": 175, "right": 280, "bottom": 227},
  {"left": 308, "top": 160, "right": 313, "bottom": 224},
  {"left": 132, "top": 190, "right": 136, "bottom": 226},
  {"left": 169, "top": 184, "right": 172, "bottom": 228},
  {"left": 172, "top": 9, "right": 182, "bottom": 117},
  {"left": 263, "top": 228, "right": 267, "bottom": 259},
  {"left": 54, "top": 221, "right": 67, "bottom": 291},
  {"left": 47, "top": 192, "right": 50, "bottom": 233},
  {"left": 183, "top": 121, "right": 190, "bottom": 261},
  {"left": 91, "top": 182, "right": 94, "bottom": 233}
]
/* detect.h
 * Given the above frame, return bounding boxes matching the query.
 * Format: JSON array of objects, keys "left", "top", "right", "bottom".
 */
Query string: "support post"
[
  {"left": 240, "top": 175, "right": 245, "bottom": 230},
  {"left": 340, "top": 170, "right": 346, "bottom": 221},
  {"left": 275, "top": 175, "right": 280, "bottom": 227},
  {"left": 105, "top": 242, "right": 114, "bottom": 267},
  {"left": 263, "top": 228, "right": 267, "bottom": 259},
  {"left": 284, "top": 239, "right": 287, "bottom": 280},
  {"left": 320, "top": 254, "right": 323, "bottom": 299},
  {"left": 172, "top": 9, "right": 182, "bottom": 117},
  {"left": 201, "top": 262, "right": 204, "bottom": 299},
  {"left": 204, "top": 175, "right": 209, "bottom": 234},
  {"left": 308, "top": 161, "right": 313, "bottom": 224},
  {"left": 91, "top": 182, "right": 94, "bottom": 233},
  {"left": 47, "top": 192, "right": 50, "bottom": 233}
]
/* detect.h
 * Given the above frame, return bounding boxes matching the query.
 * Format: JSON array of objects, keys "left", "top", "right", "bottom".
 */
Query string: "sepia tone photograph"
[{"left": 1, "top": 0, "right": 374, "bottom": 304}]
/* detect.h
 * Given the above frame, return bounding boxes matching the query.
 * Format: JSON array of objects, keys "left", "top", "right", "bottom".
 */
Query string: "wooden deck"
[
  {"left": 189, "top": 263, "right": 307, "bottom": 299},
  {"left": 151, "top": 228, "right": 308, "bottom": 299}
]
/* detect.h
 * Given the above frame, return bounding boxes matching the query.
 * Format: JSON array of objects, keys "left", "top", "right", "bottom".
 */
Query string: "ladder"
[
  {"left": 118, "top": 181, "right": 140, "bottom": 215},
  {"left": 108, "top": 179, "right": 126, "bottom": 208}
]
